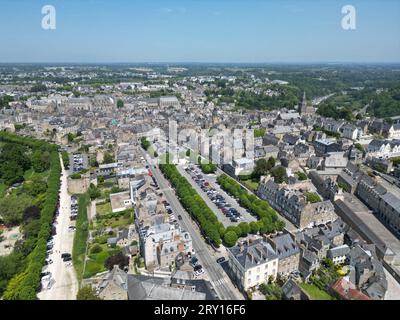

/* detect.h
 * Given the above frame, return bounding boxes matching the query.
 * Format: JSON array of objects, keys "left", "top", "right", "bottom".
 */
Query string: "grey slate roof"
[{"left": 228, "top": 239, "right": 278, "bottom": 271}]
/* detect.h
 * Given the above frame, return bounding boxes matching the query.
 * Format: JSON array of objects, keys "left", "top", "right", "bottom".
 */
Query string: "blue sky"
[{"left": 0, "top": 0, "right": 399, "bottom": 63}]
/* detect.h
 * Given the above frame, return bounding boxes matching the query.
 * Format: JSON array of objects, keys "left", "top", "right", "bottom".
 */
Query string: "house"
[
  {"left": 323, "top": 152, "right": 348, "bottom": 170},
  {"left": 223, "top": 158, "right": 255, "bottom": 177},
  {"left": 298, "top": 249, "right": 319, "bottom": 279},
  {"left": 281, "top": 279, "right": 310, "bottom": 300},
  {"left": 91, "top": 265, "right": 128, "bottom": 300},
  {"left": 266, "top": 233, "right": 300, "bottom": 277},
  {"left": 227, "top": 239, "right": 278, "bottom": 292},
  {"left": 346, "top": 243, "right": 388, "bottom": 300},
  {"left": 327, "top": 244, "right": 350, "bottom": 265},
  {"left": 257, "top": 176, "right": 337, "bottom": 229},
  {"left": 330, "top": 278, "right": 371, "bottom": 300},
  {"left": 110, "top": 191, "right": 132, "bottom": 213},
  {"left": 367, "top": 139, "right": 400, "bottom": 158},
  {"left": 140, "top": 223, "right": 193, "bottom": 271},
  {"left": 341, "top": 124, "right": 360, "bottom": 140},
  {"left": 127, "top": 274, "right": 214, "bottom": 300},
  {"left": 314, "top": 139, "right": 341, "bottom": 157}
]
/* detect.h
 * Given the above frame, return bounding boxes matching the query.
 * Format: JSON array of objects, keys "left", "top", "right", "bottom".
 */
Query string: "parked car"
[
  {"left": 190, "top": 257, "right": 199, "bottom": 267},
  {"left": 216, "top": 257, "right": 226, "bottom": 264},
  {"left": 178, "top": 215, "right": 182, "bottom": 220},
  {"left": 61, "top": 253, "right": 71, "bottom": 259}
]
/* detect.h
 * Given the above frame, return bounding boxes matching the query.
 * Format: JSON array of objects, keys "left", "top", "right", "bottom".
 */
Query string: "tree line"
[
  {"left": 0, "top": 132, "right": 61, "bottom": 300},
  {"left": 217, "top": 174, "right": 285, "bottom": 235},
  {"left": 159, "top": 159, "right": 224, "bottom": 247}
]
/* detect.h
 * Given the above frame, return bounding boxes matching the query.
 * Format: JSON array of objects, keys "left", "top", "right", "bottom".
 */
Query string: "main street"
[
  {"left": 139, "top": 148, "right": 244, "bottom": 300},
  {"left": 37, "top": 155, "right": 78, "bottom": 300}
]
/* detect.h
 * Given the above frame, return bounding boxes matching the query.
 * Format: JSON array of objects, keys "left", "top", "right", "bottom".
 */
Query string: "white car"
[
  {"left": 47, "top": 278, "right": 56, "bottom": 290},
  {"left": 41, "top": 274, "right": 51, "bottom": 283}
]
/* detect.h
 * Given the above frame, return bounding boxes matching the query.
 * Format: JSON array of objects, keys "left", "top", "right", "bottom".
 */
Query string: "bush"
[
  {"left": 90, "top": 244, "right": 103, "bottom": 254},
  {"left": 305, "top": 192, "right": 322, "bottom": 203}
]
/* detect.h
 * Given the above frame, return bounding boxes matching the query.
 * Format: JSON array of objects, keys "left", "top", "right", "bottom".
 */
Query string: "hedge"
[{"left": 72, "top": 193, "right": 90, "bottom": 281}]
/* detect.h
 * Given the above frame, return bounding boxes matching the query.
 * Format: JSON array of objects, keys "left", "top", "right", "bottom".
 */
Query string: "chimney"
[{"left": 239, "top": 243, "right": 244, "bottom": 253}]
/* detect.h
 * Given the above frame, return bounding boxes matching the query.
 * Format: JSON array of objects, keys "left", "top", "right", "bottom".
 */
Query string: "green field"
[
  {"left": 96, "top": 202, "right": 112, "bottom": 215},
  {"left": 300, "top": 283, "right": 335, "bottom": 300},
  {"left": 0, "top": 183, "right": 7, "bottom": 198}
]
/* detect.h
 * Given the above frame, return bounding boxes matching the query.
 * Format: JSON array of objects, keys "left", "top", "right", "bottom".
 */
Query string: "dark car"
[
  {"left": 61, "top": 253, "right": 71, "bottom": 259},
  {"left": 63, "top": 256, "right": 72, "bottom": 262},
  {"left": 178, "top": 215, "right": 183, "bottom": 220},
  {"left": 230, "top": 217, "right": 238, "bottom": 222},
  {"left": 216, "top": 257, "right": 226, "bottom": 264}
]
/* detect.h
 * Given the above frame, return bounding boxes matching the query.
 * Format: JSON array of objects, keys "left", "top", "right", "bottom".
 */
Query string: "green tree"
[
  {"left": 238, "top": 222, "right": 250, "bottom": 237},
  {"left": 103, "top": 152, "right": 114, "bottom": 164},
  {"left": 89, "top": 184, "right": 101, "bottom": 200},
  {"left": 31, "top": 149, "right": 51, "bottom": 173},
  {"left": 223, "top": 231, "right": 238, "bottom": 247},
  {"left": 0, "top": 193, "right": 33, "bottom": 226},
  {"left": 117, "top": 99, "right": 124, "bottom": 109},
  {"left": 270, "top": 166, "right": 287, "bottom": 184}
]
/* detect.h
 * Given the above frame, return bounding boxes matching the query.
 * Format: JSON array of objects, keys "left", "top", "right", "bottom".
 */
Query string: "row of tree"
[
  {"left": 0, "top": 132, "right": 61, "bottom": 300},
  {"left": 217, "top": 174, "right": 285, "bottom": 235},
  {"left": 159, "top": 159, "right": 224, "bottom": 247}
]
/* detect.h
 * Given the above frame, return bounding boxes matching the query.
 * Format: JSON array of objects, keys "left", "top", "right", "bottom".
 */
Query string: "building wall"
[
  {"left": 67, "top": 175, "right": 90, "bottom": 194},
  {"left": 277, "top": 253, "right": 300, "bottom": 276}
]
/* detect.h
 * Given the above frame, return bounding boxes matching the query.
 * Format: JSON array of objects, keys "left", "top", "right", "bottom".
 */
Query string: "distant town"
[{"left": 1, "top": 63, "right": 400, "bottom": 301}]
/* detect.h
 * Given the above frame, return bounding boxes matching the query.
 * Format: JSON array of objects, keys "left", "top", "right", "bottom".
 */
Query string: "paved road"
[
  {"left": 140, "top": 148, "right": 244, "bottom": 300},
  {"left": 37, "top": 155, "right": 78, "bottom": 300}
]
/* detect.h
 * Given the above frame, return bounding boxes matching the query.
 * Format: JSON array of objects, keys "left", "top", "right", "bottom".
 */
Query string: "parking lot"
[
  {"left": 178, "top": 165, "right": 256, "bottom": 227},
  {"left": 70, "top": 153, "right": 88, "bottom": 173}
]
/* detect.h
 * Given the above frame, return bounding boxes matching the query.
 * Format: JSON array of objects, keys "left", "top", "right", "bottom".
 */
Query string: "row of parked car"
[
  {"left": 185, "top": 166, "right": 242, "bottom": 223},
  {"left": 72, "top": 154, "right": 84, "bottom": 172},
  {"left": 189, "top": 256, "right": 205, "bottom": 277},
  {"left": 70, "top": 195, "right": 78, "bottom": 221}
]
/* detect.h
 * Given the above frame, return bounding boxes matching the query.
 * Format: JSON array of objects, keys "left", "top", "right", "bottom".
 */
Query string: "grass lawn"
[
  {"left": 0, "top": 183, "right": 7, "bottom": 198},
  {"left": 300, "top": 283, "right": 335, "bottom": 300},
  {"left": 241, "top": 179, "right": 259, "bottom": 191},
  {"left": 96, "top": 202, "right": 112, "bottom": 215},
  {"left": 23, "top": 168, "right": 50, "bottom": 181}
]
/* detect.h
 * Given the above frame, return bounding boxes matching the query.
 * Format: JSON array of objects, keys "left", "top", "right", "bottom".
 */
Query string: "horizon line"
[{"left": 1, "top": 61, "right": 400, "bottom": 65}]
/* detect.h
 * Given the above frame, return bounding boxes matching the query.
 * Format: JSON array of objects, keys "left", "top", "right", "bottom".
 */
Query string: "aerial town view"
[{"left": 0, "top": 0, "right": 400, "bottom": 307}]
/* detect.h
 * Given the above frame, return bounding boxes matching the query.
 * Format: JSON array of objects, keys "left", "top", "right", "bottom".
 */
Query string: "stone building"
[
  {"left": 257, "top": 176, "right": 337, "bottom": 229},
  {"left": 266, "top": 232, "right": 300, "bottom": 277}
]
